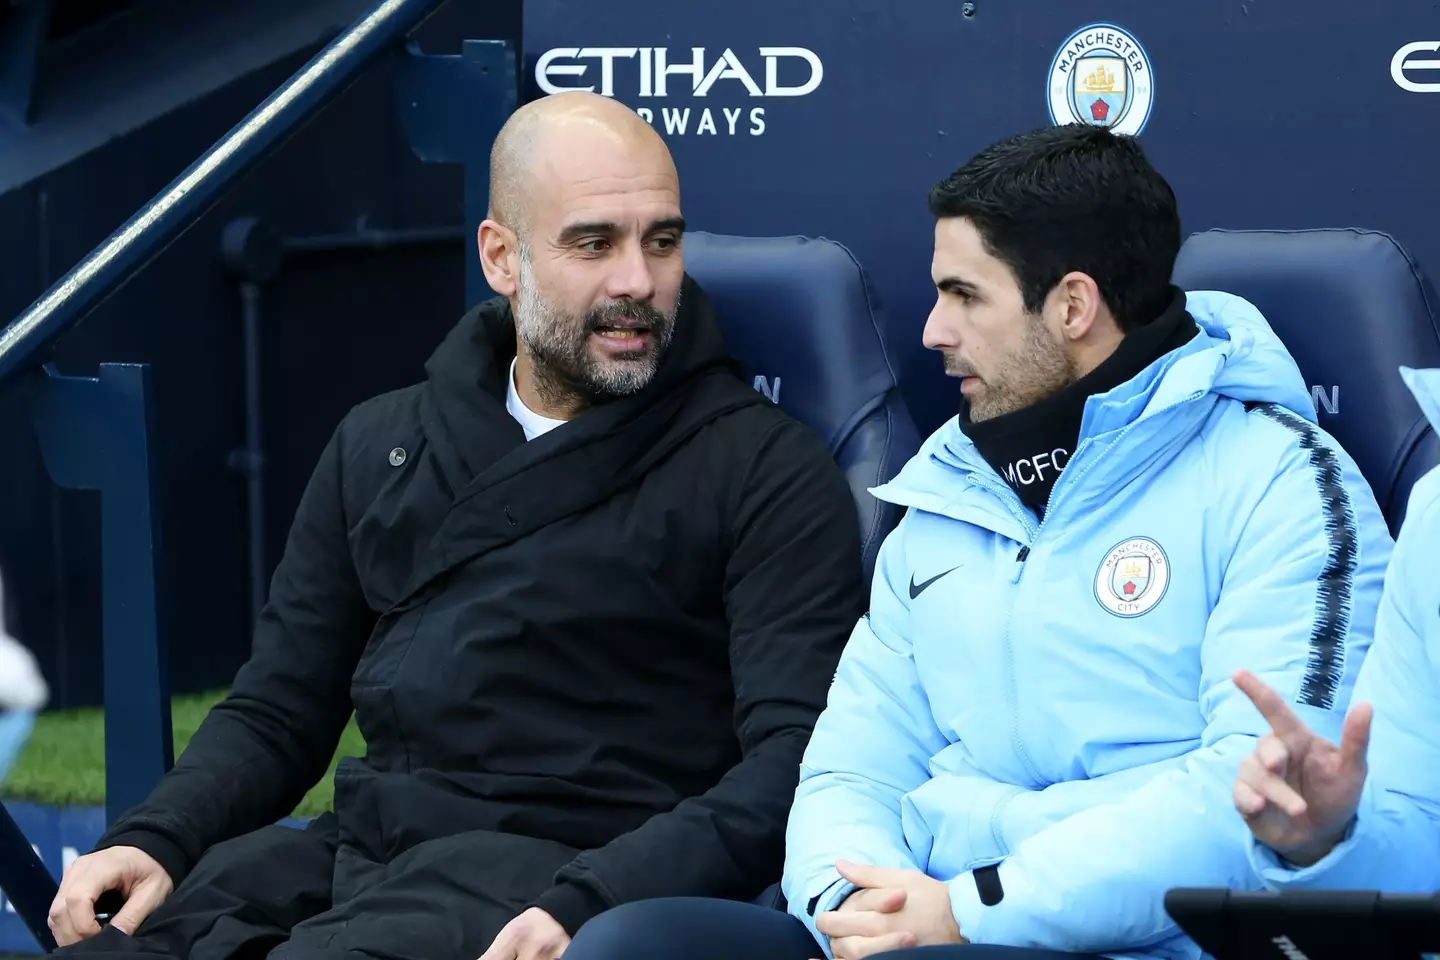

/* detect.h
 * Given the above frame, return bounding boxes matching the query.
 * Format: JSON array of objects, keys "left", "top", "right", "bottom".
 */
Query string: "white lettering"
[
  {"left": 1311, "top": 384, "right": 1340, "bottom": 416},
  {"left": 759, "top": 46, "right": 824, "bottom": 96},
  {"left": 1006, "top": 448, "right": 1073, "bottom": 485},
  {"left": 662, "top": 107, "right": 691, "bottom": 135},
  {"left": 1393, "top": 41, "right": 1440, "bottom": 92},
  {"left": 694, "top": 48, "right": 763, "bottom": 97},
  {"left": 535, "top": 47, "right": 589, "bottom": 93},
  {"left": 638, "top": 46, "right": 653, "bottom": 97},
  {"left": 753, "top": 375, "right": 782, "bottom": 403},
  {"left": 533, "top": 47, "right": 819, "bottom": 137},
  {"left": 654, "top": 47, "right": 705, "bottom": 98},
  {"left": 577, "top": 47, "right": 638, "bottom": 96}
]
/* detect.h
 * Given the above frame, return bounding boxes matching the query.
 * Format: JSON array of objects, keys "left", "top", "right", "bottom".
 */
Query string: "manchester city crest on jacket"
[{"left": 1095, "top": 536, "right": 1170, "bottom": 617}]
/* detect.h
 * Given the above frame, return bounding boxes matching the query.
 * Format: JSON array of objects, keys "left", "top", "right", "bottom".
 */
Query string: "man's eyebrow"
[
  {"left": 935, "top": 276, "right": 980, "bottom": 296},
  {"left": 556, "top": 217, "right": 686, "bottom": 244},
  {"left": 557, "top": 220, "right": 622, "bottom": 244},
  {"left": 648, "top": 216, "right": 687, "bottom": 235}
]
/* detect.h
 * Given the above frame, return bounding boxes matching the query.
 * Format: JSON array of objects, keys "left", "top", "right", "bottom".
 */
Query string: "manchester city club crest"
[
  {"left": 1048, "top": 23, "right": 1155, "bottom": 135},
  {"left": 1094, "top": 537, "right": 1170, "bottom": 617}
]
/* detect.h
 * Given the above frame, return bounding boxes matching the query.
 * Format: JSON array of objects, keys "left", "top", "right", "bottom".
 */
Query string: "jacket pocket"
[{"left": 901, "top": 775, "right": 1025, "bottom": 878}]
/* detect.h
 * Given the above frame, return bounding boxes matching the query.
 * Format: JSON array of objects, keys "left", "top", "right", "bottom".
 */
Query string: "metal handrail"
[{"left": 0, "top": 0, "right": 452, "bottom": 383}]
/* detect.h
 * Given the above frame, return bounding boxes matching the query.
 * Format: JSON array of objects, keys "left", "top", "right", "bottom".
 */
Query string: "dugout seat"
[
  {"left": 1174, "top": 228, "right": 1440, "bottom": 533},
  {"left": 684, "top": 232, "right": 921, "bottom": 582}
]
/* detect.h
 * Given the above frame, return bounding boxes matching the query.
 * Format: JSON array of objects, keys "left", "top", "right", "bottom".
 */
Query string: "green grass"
[{"left": 0, "top": 690, "right": 366, "bottom": 818}]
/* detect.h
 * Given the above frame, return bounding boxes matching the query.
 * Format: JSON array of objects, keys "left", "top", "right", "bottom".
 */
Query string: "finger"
[
  {"left": 46, "top": 895, "right": 82, "bottom": 947},
  {"left": 1340, "top": 702, "right": 1373, "bottom": 773},
  {"left": 1233, "top": 777, "right": 1268, "bottom": 819},
  {"left": 59, "top": 886, "right": 104, "bottom": 946},
  {"left": 817, "top": 909, "right": 890, "bottom": 939},
  {"left": 850, "top": 886, "right": 907, "bottom": 914},
  {"left": 1234, "top": 670, "right": 1308, "bottom": 741},
  {"left": 108, "top": 876, "right": 168, "bottom": 937},
  {"left": 517, "top": 937, "right": 567, "bottom": 960},
  {"left": 836, "top": 860, "right": 909, "bottom": 889},
  {"left": 478, "top": 931, "right": 517, "bottom": 960},
  {"left": 831, "top": 932, "right": 919, "bottom": 960},
  {"left": 1254, "top": 735, "right": 1291, "bottom": 777},
  {"left": 1250, "top": 770, "right": 1309, "bottom": 819}
]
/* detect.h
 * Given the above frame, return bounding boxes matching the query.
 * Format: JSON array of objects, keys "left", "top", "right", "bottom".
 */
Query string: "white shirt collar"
[{"left": 505, "top": 358, "right": 567, "bottom": 441}]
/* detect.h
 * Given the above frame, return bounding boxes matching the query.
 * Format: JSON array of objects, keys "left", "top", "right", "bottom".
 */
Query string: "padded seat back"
[
  {"left": 1174, "top": 228, "right": 1440, "bottom": 532},
  {"left": 684, "top": 232, "right": 921, "bottom": 580}
]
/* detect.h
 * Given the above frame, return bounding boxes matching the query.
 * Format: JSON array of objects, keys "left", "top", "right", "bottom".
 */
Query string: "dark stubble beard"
[
  {"left": 514, "top": 246, "right": 679, "bottom": 412},
  {"left": 952, "top": 311, "right": 1078, "bottom": 422}
]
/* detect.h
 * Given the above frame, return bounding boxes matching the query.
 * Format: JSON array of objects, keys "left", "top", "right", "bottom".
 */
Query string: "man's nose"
[
  {"left": 922, "top": 309, "right": 958, "bottom": 352},
  {"left": 605, "top": 241, "right": 657, "bottom": 303}
]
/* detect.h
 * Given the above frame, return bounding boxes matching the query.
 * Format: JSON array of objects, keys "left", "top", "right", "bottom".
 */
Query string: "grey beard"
[{"left": 513, "top": 248, "right": 678, "bottom": 412}]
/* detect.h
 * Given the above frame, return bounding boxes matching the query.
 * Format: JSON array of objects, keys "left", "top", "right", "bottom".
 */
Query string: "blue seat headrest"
[
  {"left": 683, "top": 232, "right": 921, "bottom": 580},
  {"left": 1174, "top": 228, "right": 1440, "bottom": 532}
]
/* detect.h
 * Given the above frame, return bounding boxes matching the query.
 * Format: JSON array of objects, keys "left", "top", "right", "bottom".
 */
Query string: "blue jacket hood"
[{"left": 877, "top": 291, "right": 1315, "bottom": 512}]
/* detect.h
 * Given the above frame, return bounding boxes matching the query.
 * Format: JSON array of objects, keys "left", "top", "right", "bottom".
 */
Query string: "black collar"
[{"left": 961, "top": 288, "right": 1197, "bottom": 516}]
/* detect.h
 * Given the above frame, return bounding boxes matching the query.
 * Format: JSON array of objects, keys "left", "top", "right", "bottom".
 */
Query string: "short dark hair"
[{"left": 927, "top": 124, "right": 1181, "bottom": 332}]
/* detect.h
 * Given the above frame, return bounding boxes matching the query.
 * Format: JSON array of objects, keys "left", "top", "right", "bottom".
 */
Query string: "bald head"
[
  {"left": 489, "top": 92, "right": 675, "bottom": 239},
  {"left": 476, "top": 92, "right": 687, "bottom": 420}
]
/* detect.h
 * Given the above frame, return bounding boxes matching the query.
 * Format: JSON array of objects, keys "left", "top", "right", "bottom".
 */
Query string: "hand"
[
  {"left": 48, "top": 846, "right": 173, "bottom": 945},
  {"left": 1233, "top": 669, "right": 1371, "bottom": 866},
  {"left": 478, "top": 907, "right": 570, "bottom": 960},
  {"left": 813, "top": 861, "right": 963, "bottom": 959}
]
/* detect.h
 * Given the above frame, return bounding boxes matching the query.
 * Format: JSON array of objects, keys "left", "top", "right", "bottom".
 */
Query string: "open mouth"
[{"left": 591, "top": 324, "right": 654, "bottom": 351}]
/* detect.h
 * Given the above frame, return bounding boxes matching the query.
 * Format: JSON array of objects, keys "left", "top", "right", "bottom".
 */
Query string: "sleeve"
[
  {"left": 780, "top": 513, "right": 951, "bottom": 955},
  {"left": 945, "top": 436, "right": 1391, "bottom": 953},
  {"left": 1249, "top": 478, "right": 1440, "bottom": 892},
  {"left": 531, "top": 418, "right": 868, "bottom": 936},
  {"left": 95, "top": 422, "right": 378, "bottom": 885}
]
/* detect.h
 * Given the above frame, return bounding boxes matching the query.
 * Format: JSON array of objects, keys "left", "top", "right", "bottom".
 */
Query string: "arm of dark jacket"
[
  {"left": 532, "top": 416, "right": 866, "bottom": 935},
  {"left": 95, "top": 420, "right": 378, "bottom": 885}
]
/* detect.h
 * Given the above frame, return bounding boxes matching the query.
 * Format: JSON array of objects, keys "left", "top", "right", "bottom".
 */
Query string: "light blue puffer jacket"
[
  {"left": 782, "top": 292, "right": 1393, "bottom": 959},
  {"left": 1250, "top": 366, "right": 1440, "bottom": 893}
]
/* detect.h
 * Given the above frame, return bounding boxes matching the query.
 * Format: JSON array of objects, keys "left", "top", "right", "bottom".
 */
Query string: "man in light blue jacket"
[
  {"left": 1232, "top": 367, "right": 1440, "bottom": 892},
  {"left": 780, "top": 124, "right": 1395, "bottom": 960},
  {"left": 558, "top": 124, "right": 1393, "bottom": 960}
]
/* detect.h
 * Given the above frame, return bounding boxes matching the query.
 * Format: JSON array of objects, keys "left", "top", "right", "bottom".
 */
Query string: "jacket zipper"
[
  {"left": 968, "top": 473, "right": 1044, "bottom": 784},
  {"left": 959, "top": 390, "right": 1203, "bottom": 789}
]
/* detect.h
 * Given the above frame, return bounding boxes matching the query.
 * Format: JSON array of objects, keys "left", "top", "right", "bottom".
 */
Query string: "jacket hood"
[
  {"left": 417, "top": 275, "right": 746, "bottom": 482},
  {"left": 877, "top": 290, "right": 1315, "bottom": 517},
  {"left": 1401, "top": 366, "right": 1440, "bottom": 434}
]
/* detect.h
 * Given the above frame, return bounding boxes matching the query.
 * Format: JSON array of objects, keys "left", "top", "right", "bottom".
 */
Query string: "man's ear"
[
  {"left": 1053, "top": 271, "right": 1105, "bottom": 343},
  {"left": 478, "top": 219, "right": 519, "bottom": 297}
]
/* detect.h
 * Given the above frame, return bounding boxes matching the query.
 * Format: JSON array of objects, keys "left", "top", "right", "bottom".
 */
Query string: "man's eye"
[
  {"left": 580, "top": 239, "right": 609, "bottom": 252},
  {"left": 650, "top": 235, "right": 678, "bottom": 250}
]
